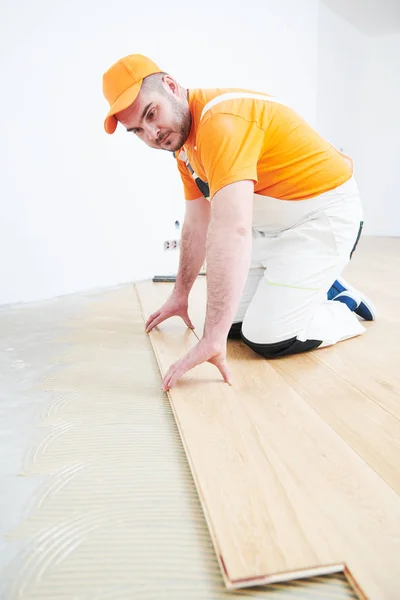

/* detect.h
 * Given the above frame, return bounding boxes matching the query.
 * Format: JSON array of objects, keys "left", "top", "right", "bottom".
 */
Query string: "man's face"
[{"left": 116, "top": 76, "right": 192, "bottom": 152}]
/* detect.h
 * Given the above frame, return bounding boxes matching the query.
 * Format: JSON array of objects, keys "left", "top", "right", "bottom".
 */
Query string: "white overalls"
[{"left": 181, "top": 93, "right": 365, "bottom": 355}]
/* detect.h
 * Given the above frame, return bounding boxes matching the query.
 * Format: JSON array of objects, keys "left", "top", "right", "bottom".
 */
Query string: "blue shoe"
[{"left": 327, "top": 277, "right": 376, "bottom": 321}]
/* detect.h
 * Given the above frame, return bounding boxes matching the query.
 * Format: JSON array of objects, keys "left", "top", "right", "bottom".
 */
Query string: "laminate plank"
[
  {"left": 136, "top": 280, "right": 400, "bottom": 599},
  {"left": 271, "top": 352, "right": 400, "bottom": 495},
  {"left": 314, "top": 237, "right": 400, "bottom": 420}
]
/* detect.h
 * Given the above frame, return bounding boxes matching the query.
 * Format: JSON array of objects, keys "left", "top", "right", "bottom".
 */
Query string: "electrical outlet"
[{"left": 164, "top": 239, "right": 181, "bottom": 251}]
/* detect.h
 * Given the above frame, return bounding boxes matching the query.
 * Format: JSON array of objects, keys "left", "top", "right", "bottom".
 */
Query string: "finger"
[
  {"left": 146, "top": 313, "right": 168, "bottom": 333},
  {"left": 182, "top": 314, "right": 195, "bottom": 329},
  {"left": 166, "top": 362, "right": 190, "bottom": 390},
  {"left": 163, "top": 361, "right": 176, "bottom": 384},
  {"left": 169, "top": 347, "right": 205, "bottom": 388},
  {"left": 145, "top": 311, "right": 160, "bottom": 330},
  {"left": 210, "top": 356, "right": 233, "bottom": 386},
  {"left": 162, "top": 374, "right": 172, "bottom": 392},
  {"left": 162, "top": 360, "right": 180, "bottom": 392},
  {"left": 162, "top": 375, "right": 169, "bottom": 392},
  {"left": 163, "top": 351, "right": 198, "bottom": 391}
]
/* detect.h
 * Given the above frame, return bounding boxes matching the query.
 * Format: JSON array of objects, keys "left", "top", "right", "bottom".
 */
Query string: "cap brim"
[{"left": 104, "top": 80, "right": 142, "bottom": 134}]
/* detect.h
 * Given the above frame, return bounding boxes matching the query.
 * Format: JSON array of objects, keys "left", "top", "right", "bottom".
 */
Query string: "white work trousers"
[{"left": 235, "top": 176, "right": 366, "bottom": 348}]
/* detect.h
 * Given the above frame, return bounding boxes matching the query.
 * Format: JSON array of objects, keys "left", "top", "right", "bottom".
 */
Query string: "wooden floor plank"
[
  {"left": 271, "top": 352, "right": 400, "bottom": 495},
  {"left": 313, "top": 237, "right": 400, "bottom": 420},
  {"left": 136, "top": 278, "right": 400, "bottom": 599},
  {"left": 314, "top": 322, "right": 400, "bottom": 421},
  {"left": 191, "top": 238, "right": 400, "bottom": 498}
]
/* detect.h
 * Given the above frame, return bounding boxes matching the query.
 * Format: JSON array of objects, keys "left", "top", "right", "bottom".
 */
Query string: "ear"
[{"left": 162, "top": 75, "right": 180, "bottom": 97}]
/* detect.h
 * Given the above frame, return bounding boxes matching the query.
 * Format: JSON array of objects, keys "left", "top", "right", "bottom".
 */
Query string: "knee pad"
[
  {"left": 228, "top": 322, "right": 243, "bottom": 339},
  {"left": 241, "top": 334, "right": 322, "bottom": 358}
]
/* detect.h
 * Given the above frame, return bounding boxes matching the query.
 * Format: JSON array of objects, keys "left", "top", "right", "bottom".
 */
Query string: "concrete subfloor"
[
  {"left": 0, "top": 284, "right": 357, "bottom": 599},
  {"left": 0, "top": 291, "right": 93, "bottom": 572}
]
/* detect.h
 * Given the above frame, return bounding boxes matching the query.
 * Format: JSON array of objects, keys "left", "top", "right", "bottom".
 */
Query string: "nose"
[{"left": 144, "top": 122, "right": 160, "bottom": 143}]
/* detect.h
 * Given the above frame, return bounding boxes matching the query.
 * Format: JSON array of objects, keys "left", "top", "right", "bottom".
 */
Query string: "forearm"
[
  {"left": 173, "top": 219, "right": 208, "bottom": 297},
  {"left": 202, "top": 181, "right": 253, "bottom": 342},
  {"left": 203, "top": 220, "right": 252, "bottom": 341}
]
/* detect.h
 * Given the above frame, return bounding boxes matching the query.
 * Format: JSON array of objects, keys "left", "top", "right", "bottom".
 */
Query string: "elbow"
[
  {"left": 236, "top": 224, "right": 250, "bottom": 238},
  {"left": 208, "top": 221, "right": 251, "bottom": 241},
  {"left": 229, "top": 221, "right": 251, "bottom": 240}
]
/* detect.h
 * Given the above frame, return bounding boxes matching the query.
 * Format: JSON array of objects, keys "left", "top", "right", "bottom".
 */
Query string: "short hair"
[{"left": 141, "top": 72, "right": 168, "bottom": 93}]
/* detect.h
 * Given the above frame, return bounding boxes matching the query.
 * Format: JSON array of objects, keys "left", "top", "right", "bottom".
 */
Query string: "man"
[{"left": 102, "top": 54, "right": 375, "bottom": 391}]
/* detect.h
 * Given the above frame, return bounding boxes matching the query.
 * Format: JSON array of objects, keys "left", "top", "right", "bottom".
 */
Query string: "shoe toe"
[{"left": 355, "top": 302, "right": 375, "bottom": 321}]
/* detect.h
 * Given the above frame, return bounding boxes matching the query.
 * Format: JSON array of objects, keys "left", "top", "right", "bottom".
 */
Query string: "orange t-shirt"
[{"left": 176, "top": 88, "right": 353, "bottom": 201}]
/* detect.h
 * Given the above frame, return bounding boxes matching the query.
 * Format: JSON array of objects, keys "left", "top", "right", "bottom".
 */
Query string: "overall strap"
[
  {"left": 178, "top": 92, "right": 289, "bottom": 199},
  {"left": 200, "top": 91, "right": 288, "bottom": 121}
]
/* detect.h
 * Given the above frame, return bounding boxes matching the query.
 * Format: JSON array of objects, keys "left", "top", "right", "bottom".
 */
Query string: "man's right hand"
[{"left": 145, "top": 293, "right": 194, "bottom": 333}]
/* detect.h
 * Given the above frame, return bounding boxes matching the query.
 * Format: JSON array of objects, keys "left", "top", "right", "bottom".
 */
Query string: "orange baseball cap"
[{"left": 103, "top": 54, "right": 162, "bottom": 134}]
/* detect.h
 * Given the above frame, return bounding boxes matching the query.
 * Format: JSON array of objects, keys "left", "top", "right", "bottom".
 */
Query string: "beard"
[{"left": 161, "top": 96, "right": 192, "bottom": 152}]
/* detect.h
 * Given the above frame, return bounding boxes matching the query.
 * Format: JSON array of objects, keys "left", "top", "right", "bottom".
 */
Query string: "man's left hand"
[{"left": 162, "top": 338, "right": 232, "bottom": 392}]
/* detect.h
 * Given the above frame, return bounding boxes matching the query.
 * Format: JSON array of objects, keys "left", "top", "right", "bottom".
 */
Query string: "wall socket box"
[{"left": 164, "top": 240, "right": 181, "bottom": 251}]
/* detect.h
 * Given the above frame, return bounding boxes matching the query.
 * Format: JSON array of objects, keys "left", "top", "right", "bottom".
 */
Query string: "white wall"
[
  {"left": 357, "top": 33, "right": 400, "bottom": 235},
  {"left": 317, "top": 3, "right": 400, "bottom": 236},
  {"left": 0, "top": 0, "right": 319, "bottom": 305},
  {"left": 317, "top": 3, "right": 368, "bottom": 162}
]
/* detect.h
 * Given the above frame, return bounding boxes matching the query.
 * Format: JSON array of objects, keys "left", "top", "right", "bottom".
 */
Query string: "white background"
[
  {"left": 0, "top": 0, "right": 399, "bottom": 305},
  {"left": 317, "top": 3, "right": 400, "bottom": 237}
]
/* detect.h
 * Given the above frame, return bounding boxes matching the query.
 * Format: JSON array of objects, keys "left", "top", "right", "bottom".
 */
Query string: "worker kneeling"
[{"left": 102, "top": 54, "right": 375, "bottom": 389}]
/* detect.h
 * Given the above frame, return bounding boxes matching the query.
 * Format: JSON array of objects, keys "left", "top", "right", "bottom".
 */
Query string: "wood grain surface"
[{"left": 135, "top": 237, "right": 400, "bottom": 598}]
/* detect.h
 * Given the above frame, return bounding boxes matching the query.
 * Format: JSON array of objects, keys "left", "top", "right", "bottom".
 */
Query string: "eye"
[{"left": 147, "top": 109, "right": 156, "bottom": 120}]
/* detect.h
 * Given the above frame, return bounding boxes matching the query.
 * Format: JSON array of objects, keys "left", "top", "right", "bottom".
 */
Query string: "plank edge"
[
  {"left": 134, "top": 282, "right": 229, "bottom": 587},
  {"left": 226, "top": 563, "right": 345, "bottom": 590},
  {"left": 344, "top": 564, "right": 369, "bottom": 600}
]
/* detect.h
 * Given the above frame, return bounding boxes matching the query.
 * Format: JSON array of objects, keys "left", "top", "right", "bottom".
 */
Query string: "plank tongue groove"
[{"left": 136, "top": 279, "right": 400, "bottom": 599}]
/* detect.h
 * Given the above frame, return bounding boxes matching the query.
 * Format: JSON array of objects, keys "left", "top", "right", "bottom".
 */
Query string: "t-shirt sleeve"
[
  {"left": 176, "top": 155, "right": 204, "bottom": 200},
  {"left": 197, "top": 113, "right": 264, "bottom": 199}
]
